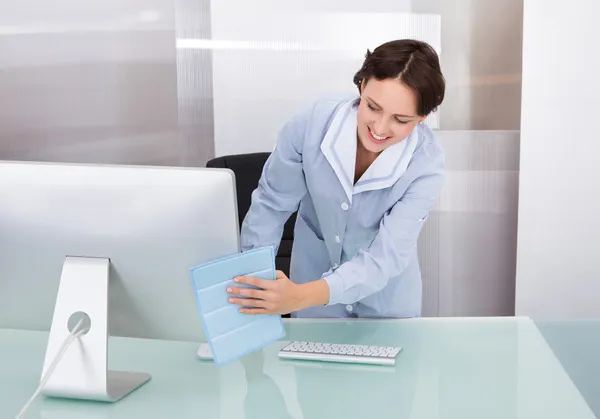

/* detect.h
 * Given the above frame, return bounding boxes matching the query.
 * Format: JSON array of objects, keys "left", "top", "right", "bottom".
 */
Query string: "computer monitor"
[{"left": 0, "top": 160, "right": 240, "bottom": 402}]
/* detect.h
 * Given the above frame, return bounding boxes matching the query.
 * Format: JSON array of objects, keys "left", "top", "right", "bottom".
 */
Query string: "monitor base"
[{"left": 40, "top": 256, "right": 150, "bottom": 402}]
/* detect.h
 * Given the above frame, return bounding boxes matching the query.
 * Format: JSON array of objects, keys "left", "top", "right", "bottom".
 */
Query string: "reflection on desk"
[{"left": 0, "top": 317, "right": 597, "bottom": 419}]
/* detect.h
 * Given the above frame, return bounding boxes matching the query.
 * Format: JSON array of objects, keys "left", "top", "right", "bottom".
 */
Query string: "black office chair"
[{"left": 206, "top": 153, "right": 297, "bottom": 277}]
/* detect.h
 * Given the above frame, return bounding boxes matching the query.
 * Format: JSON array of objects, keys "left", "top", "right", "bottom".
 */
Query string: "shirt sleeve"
[
  {"left": 323, "top": 140, "right": 445, "bottom": 306},
  {"left": 240, "top": 105, "right": 312, "bottom": 253}
]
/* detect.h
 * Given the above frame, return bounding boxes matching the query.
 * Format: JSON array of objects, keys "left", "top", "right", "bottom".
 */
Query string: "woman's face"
[{"left": 356, "top": 78, "right": 425, "bottom": 154}]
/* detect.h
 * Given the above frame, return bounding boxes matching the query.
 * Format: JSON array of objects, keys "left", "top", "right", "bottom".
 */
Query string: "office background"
[{"left": 0, "top": 0, "right": 596, "bottom": 319}]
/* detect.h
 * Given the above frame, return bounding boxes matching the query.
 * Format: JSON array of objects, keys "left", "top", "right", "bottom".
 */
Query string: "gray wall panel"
[
  {"left": 420, "top": 130, "right": 520, "bottom": 317},
  {"left": 0, "top": 1, "right": 181, "bottom": 166}
]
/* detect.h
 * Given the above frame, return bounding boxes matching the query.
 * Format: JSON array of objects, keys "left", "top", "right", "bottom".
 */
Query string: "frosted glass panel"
[
  {"left": 412, "top": 0, "right": 523, "bottom": 130},
  {"left": 177, "top": 0, "right": 524, "bottom": 156},
  {"left": 197, "top": 4, "right": 441, "bottom": 156},
  {"left": 420, "top": 130, "right": 520, "bottom": 317}
]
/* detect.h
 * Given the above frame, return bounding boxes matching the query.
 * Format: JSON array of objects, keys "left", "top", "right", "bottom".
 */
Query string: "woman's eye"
[
  {"left": 367, "top": 103, "right": 378, "bottom": 111},
  {"left": 396, "top": 119, "right": 409, "bottom": 125}
]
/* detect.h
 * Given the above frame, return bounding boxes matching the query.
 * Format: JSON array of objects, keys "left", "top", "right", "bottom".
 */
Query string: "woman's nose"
[{"left": 373, "top": 118, "right": 390, "bottom": 136}]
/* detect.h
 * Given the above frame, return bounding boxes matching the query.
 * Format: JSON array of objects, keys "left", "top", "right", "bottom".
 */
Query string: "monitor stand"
[{"left": 40, "top": 256, "right": 151, "bottom": 402}]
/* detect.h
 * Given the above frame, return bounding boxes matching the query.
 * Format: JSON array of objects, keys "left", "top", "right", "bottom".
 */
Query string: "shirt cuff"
[{"left": 323, "top": 270, "right": 343, "bottom": 306}]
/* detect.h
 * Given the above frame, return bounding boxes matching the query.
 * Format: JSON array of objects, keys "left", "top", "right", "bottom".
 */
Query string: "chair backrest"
[{"left": 206, "top": 153, "right": 297, "bottom": 276}]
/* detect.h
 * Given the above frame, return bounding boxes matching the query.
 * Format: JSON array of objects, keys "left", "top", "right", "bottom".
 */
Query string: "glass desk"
[{"left": 0, "top": 317, "right": 598, "bottom": 419}]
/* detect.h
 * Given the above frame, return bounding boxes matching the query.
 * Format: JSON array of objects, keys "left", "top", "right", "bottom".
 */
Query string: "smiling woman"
[
  {"left": 231, "top": 39, "right": 447, "bottom": 319},
  {"left": 353, "top": 40, "right": 445, "bottom": 181}
]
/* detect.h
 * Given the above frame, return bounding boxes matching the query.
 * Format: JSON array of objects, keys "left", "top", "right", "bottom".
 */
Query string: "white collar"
[{"left": 320, "top": 99, "right": 418, "bottom": 203}]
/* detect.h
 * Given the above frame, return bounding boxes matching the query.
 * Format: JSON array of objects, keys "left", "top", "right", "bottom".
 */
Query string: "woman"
[{"left": 227, "top": 39, "right": 446, "bottom": 318}]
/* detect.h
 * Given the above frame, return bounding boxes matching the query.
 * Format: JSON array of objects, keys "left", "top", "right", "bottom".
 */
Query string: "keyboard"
[{"left": 278, "top": 341, "right": 402, "bottom": 366}]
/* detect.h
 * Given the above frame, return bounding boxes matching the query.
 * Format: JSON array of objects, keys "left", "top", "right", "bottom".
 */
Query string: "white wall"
[{"left": 516, "top": 0, "right": 600, "bottom": 318}]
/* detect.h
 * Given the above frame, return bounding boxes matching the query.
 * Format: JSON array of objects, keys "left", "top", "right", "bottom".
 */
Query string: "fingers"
[
  {"left": 228, "top": 296, "right": 265, "bottom": 308},
  {"left": 233, "top": 275, "right": 276, "bottom": 289},
  {"left": 227, "top": 285, "right": 268, "bottom": 300},
  {"left": 239, "top": 307, "right": 270, "bottom": 315},
  {"left": 228, "top": 295, "right": 276, "bottom": 313},
  {"left": 227, "top": 275, "right": 284, "bottom": 315}
]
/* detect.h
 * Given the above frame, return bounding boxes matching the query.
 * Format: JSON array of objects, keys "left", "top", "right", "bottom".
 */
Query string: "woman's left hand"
[{"left": 227, "top": 270, "right": 305, "bottom": 315}]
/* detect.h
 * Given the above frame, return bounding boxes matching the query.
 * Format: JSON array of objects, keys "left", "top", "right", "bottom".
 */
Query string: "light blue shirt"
[{"left": 240, "top": 94, "right": 445, "bottom": 318}]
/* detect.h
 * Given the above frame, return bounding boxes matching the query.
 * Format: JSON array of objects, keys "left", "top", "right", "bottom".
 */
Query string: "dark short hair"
[{"left": 353, "top": 39, "right": 445, "bottom": 116}]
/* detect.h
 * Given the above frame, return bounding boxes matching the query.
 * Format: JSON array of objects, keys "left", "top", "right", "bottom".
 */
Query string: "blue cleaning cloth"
[{"left": 190, "top": 246, "right": 285, "bottom": 366}]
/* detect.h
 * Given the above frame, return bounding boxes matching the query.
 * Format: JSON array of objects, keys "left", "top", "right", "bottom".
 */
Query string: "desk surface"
[{"left": 1, "top": 317, "right": 598, "bottom": 419}]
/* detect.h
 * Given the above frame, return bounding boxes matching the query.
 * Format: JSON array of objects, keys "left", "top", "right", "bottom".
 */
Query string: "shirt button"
[
  {"left": 346, "top": 305, "right": 353, "bottom": 312},
  {"left": 341, "top": 202, "right": 349, "bottom": 211},
  {"left": 335, "top": 235, "right": 341, "bottom": 243}
]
